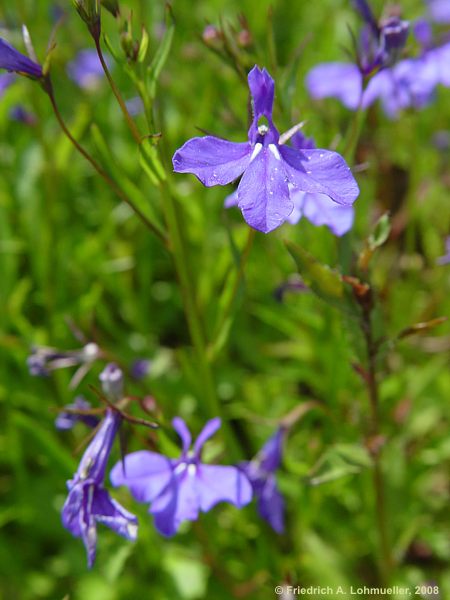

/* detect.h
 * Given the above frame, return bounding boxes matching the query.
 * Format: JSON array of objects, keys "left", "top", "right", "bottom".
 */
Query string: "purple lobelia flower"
[
  {"left": 240, "top": 428, "right": 285, "bottom": 533},
  {"left": 173, "top": 65, "right": 359, "bottom": 234},
  {"left": 55, "top": 396, "right": 100, "bottom": 430},
  {"left": 110, "top": 417, "right": 253, "bottom": 536},
  {"left": 129, "top": 358, "right": 152, "bottom": 380},
  {"left": 67, "top": 49, "right": 108, "bottom": 90},
  {"left": 0, "top": 37, "right": 43, "bottom": 79},
  {"left": 225, "top": 131, "right": 354, "bottom": 236},
  {"left": 62, "top": 409, "right": 138, "bottom": 567}
]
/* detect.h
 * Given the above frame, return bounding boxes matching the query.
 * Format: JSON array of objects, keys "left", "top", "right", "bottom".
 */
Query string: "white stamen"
[
  {"left": 187, "top": 463, "right": 197, "bottom": 476},
  {"left": 174, "top": 462, "right": 187, "bottom": 476},
  {"left": 127, "top": 523, "right": 138, "bottom": 539},
  {"left": 258, "top": 124, "right": 269, "bottom": 135},
  {"left": 250, "top": 143, "right": 263, "bottom": 162},
  {"left": 268, "top": 144, "right": 281, "bottom": 160}
]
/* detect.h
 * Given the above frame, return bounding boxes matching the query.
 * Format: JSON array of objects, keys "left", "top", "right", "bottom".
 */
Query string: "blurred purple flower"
[
  {"left": 427, "top": 0, "right": 450, "bottom": 24},
  {"left": 110, "top": 417, "right": 253, "bottom": 536},
  {"left": 225, "top": 131, "right": 354, "bottom": 236},
  {"left": 67, "top": 49, "right": 108, "bottom": 90},
  {"left": 273, "top": 276, "right": 308, "bottom": 303},
  {"left": 436, "top": 237, "right": 450, "bottom": 265},
  {"left": 10, "top": 105, "right": 37, "bottom": 125},
  {"left": 0, "top": 72, "right": 14, "bottom": 96},
  {"left": 27, "top": 341, "right": 101, "bottom": 388},
  {"left": 62, "top": 409, "right": 138, "bottom": 567},
  {"left": 173, "top": 65, "right": 359, "bottom": 234},
  {"left": 240, "top": 428, "right": 285, "bottom": 533},
  {"left": 55, "top": 396, "right": 100, "bottom": 430},
  {"left": 125, "top": 96, "right": 144, "bottom": 116},
  {"left": 0, "top": 37, "right": 43, "bottom": 79},
  {"left": 129, "top": 358, "right": 151, "bottom": 380}
]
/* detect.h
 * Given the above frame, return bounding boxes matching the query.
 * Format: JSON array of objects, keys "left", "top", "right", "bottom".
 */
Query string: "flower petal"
[
  {"left": 292, "top": 191, "right": 354, "bottom": 236},
  {"left": 150, "top": 480, "right": 179, "bottom": 537},
  {"left": 305, "top": 63, "right": 363, "bottom": 110},
  {"left": 0, "top": 38, "right": 42, "bottom": 78},
  {"left": 248, "top": 65, "right": 275, "bottom": 119},
  {"left": 172, "top": 137, "right": 251, "bottom": 186},
  {"left": 258, "top": 429, "right": 284, "bottom": 472},
  {"left": 237, "top": 146, "right": 293, "bottom": 233},
  {"left": 172, "top": 417, "right": 192, "bottom": 456},
  {"left": 280, "top": 146, "right": 359, "bottom": 206},
  {"left": 92, "top": 487, "right": 138, "bottom": 540},
  {"left": 193, "top": 417, "right": 221, "bottom": 456},
  {"left": 110, "top": 451, "right": 173, "bottom": 503},
  {"left": 196, "top": 464, "right": 253, "bottom": 511},
  {"left": 257, "top": 475, "right": 285, "bottom": 534}
]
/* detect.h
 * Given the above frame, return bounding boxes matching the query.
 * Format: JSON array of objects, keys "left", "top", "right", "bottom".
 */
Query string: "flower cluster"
[{"left": 306, "top": 0, "right": 450, "bottom": 118}]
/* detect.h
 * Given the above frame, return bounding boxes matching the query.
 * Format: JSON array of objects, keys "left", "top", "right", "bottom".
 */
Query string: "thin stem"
[
  {"left": 45, "top": 81, "right": 167, "bottom": 243},
  {"left": 94, "top": 37, "right": 142, "bottom": 144},
  {"left": 361, "top": 302, "right": 393, "bottom": 583},
  {"left": 158, "top": 179, "right": 241, "bottom": 456}
]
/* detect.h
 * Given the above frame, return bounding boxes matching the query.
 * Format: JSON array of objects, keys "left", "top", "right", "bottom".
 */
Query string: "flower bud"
[{"left": 100, "top": 363, "right": 124, "bottom": 401}]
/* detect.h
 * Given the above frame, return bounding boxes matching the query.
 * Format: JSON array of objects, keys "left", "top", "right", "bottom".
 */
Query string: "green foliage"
[{"left": 0, "top": 0, "right": 449, "bottom": 598}]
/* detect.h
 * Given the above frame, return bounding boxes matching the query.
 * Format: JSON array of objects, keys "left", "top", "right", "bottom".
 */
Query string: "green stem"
[
  {"left": 45, "top": 81, "right": 167, "bottom": 243},
  {"left": 94, "top": 37, "right": 142, "bottom": 144},
  {"left": 361, "top": 302, "right": 393, "bottom": 584}
]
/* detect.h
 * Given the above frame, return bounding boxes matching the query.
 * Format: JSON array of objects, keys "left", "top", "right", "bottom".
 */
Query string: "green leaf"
[
  {"left": 308, "top": 443, "right": 372, "bottom": 486},
  {"left": 147, "top": 4, "right": 175, "bottom": 99},
  {"left": 369, "top": 212, "right": 391, "bottom": 250}
]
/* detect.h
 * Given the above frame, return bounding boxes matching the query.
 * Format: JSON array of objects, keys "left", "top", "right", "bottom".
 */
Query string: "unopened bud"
[
  {"left": 100, "top": 363, "right": 124, "bottom": 401},
  {"left": 73, "top": 0, "right": 101, "bottom": 39}
]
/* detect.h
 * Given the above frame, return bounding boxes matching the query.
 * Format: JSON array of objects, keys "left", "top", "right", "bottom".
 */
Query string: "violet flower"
[
  {"left": 110, "top": 417, "right": 253, "bottom": 537},
  {"left": 173, "top": 65, "right": 359, "bottom": 234},
  {"left": 0, "top": 37, "right": 42, "bottom": 79},
  {"left": 55, "top": 396, "right": 100, "bottom": 430},
  {"left": 62, "top": 409, "right": 138, "bottom": 567},
  {"left": 225, "top": 131, "right": 354, "bottom": 236},
  {"left": 240, "top": 428, "right": 285, "bottom": 533},
  {"left": 67, "top": 49, "right": 108, "bottom": 90},
  {"left": 129, "top": 358, "right": 152, "bottom": 380}
]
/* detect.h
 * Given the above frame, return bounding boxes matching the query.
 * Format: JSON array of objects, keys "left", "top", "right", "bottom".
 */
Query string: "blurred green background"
[{"left": 0, "top": 0, "right": 449, "bottom": 598}]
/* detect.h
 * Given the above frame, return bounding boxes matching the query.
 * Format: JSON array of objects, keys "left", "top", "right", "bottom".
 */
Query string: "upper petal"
[
  {"left": 193, "top": 417, "right": 221, "bottom": 456},
  {"left": 196, "top": 464, "right": 253, "bottom": 511},
  {"left": 172, "top": 417, "right": 192, "bottom": 456},
  {"left": 305, "top": 63, "right": 363, "bottom": 110},
  {"left": 172, "top": 136, "right": 251, "bottom": 186},
  {"left": 293, "top": 191, "right": 355, "bottom": 236},
  {"left": 257, "top": 475, "right": 285, "bottom": 534},
  {"left": 280, "top": 146, "right": 359, "bottom": 206},
  {"left": 248, "top": 65, "right": 275, "bottom": 119},
  {"left": 237, "top": 146, "right": 293, "bottom": 233}
]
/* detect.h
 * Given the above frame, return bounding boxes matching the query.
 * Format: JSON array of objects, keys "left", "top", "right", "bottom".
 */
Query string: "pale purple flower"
[
  {"left": 436, "top": 237, "right": 450, "bottom": 265},
  {"left": 0, "top": 37, "right": 42, "bottom": 79},
  {"left": 427, "top": 0, "right": 450, "bottom": 24},
  {"left": 67, "top": 49, "right": 108, "bottom": 90},
  {"left": 225, "top": 131, "right": 354, "bottom": 236},
  {"left": 0, "top": 72, "right": 14, "bottom": 96},
  {"left": 62, "top": 409, "right": 138, "bottom": 567},
  {"left": 173, "top": 65, "right": 359, "bottom": 234},
  {"left": 55, "top": 396, "right": 100, "bottom": 430},
  {"left": 10, "top": 105, "right": 37, "bottom": 125},
  {"left": 129, "top": 358, "right": 152, "bottom": 380},
  {"left": 240, "top": 428, "right": 285, "bottom": 533},
  {"left": 110, "top": 417, "right": 253, "bottom": 537}
]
